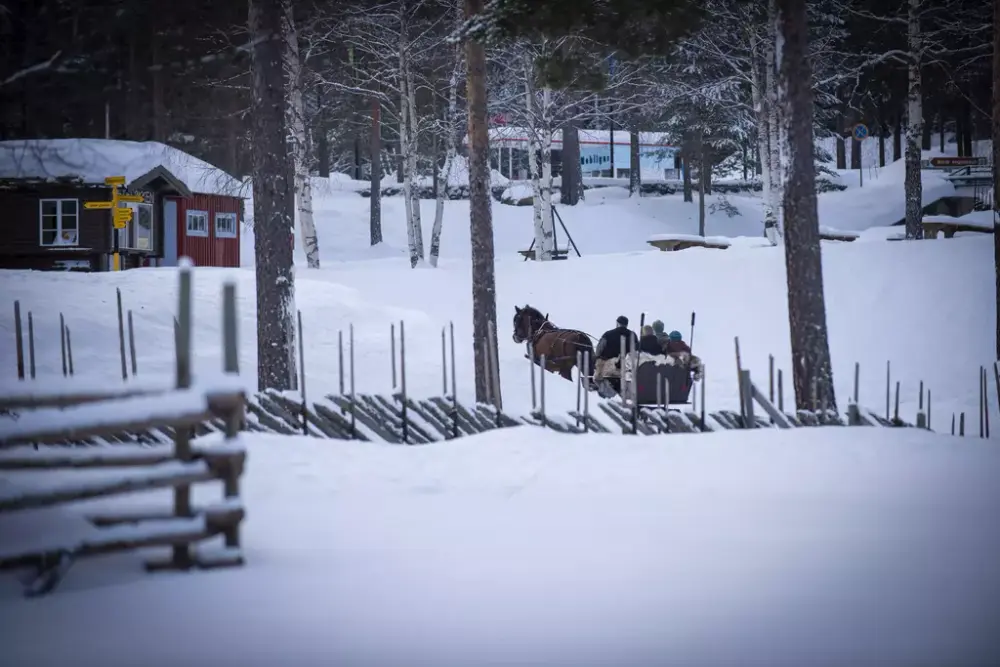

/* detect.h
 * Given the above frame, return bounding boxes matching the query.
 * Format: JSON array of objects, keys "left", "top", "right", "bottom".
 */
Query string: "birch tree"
[
  {"left": 776, "top": 0, "right": 836, "bottom": 411},
  {"left": 903, "top": 0, "right": 924, "bottom": 239},
  {"left": 250, "top": 0, "right": 297, "bottom": 391},
  {"left": 429, "top": 4, "right": 464, "bottom": 267},
  {"left": 284, "top": 4, "right": 320, "bottom": 267}
]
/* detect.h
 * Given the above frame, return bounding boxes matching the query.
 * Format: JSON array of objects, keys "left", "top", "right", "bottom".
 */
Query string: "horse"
[{"left": 512, "top": 305, "right": 596, "bottom": 388}]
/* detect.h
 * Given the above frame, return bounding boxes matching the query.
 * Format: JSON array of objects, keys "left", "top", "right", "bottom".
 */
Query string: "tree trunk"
[
  {"left": 316, "top": 88, "right": 330, "bottom": 178},
  {"left": 697, "top": 133, "right": 706, "bottom": 236},
  {"left": 465, "top": 0, "right": 500, "bottom": 405},
  {"left": 836, "top": 135, "right": 846, "bottom": 170},
  {"left": 921, "top": 101, "right": 932, "bottom": 150},
  {"left": 151, "top": 29, "right": 166, "bottom": 142},
  {"left": 682, "top": 134, "right": 694, "bottom": 202},
  {"left": 370, "top": 99, "right": 383, "bottom": 245},
  {"left": 879, "top": 122, "right": 886, "bottom": 167},
  {"left": 538, "top": 117, "right": 556, "bottom": 260},
  {"left": 776, "top": 0, "right": 836, "bottom": 412},
  {"left": 850, "top": 133, "right": 860, "bottom": 170},
  {"left": 904, "top": 0, "right": 924, "bottom": 240},
  {"left": 430, "top": 47, "right": 462, "bottom": 268},
  {"left": 561, "top": 122, "right": 581, "bottom": 205},
  {"left": 764, "top": 6, "right": 782, "bottom": 244},
  {"left": 993, "top": 0, "right": 1000, "bottom": 359},
  {"left": 399, "top": 33, "right": 424, "bottom": 268},
  {"left": 938, "top": 112, "right": 945, "bottom": 152},
  {"left": 250, "top": 0, "right": 297, "bottom": 392},
  {"left": 405, "top": 54, "right": 424, "bottom": 264},
  {"left": 893, "top": 113, "right": 903, "bottom": 161},
  {"left": 962, "top": 99, "right": 973, "bottom": 157},
  {"left": 629, "top": 130, "right": 641, "bottom": 196},
  {"left": 285, "top": 10, "right": 319, "bottom": 269}
]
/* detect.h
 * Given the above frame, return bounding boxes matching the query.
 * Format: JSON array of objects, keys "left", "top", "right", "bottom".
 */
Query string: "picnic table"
[{"left": 647, "top": 234, "right": 731, "bottom": 252}]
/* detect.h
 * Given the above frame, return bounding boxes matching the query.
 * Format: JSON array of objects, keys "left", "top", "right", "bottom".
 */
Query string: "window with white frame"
[
  {"left": 186, "top": 210, "right": 209, "bottom": 237},
  {"left": 39, "top": 198, "right": 80, "bottom": 247},
  {"left": 215, "top": 212, "right": 238, "bottom": 238}
]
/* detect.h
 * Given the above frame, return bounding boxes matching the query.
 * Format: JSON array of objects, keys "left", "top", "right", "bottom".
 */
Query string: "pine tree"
[
  {"left": 250, "top": 0, "right": 298, "bottom": 391},
  {"left": 776, "top": 0, "right": 836, "bottom": 411}
]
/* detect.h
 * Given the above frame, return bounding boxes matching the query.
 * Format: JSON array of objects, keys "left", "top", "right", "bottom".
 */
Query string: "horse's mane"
[{"left": 520, "top": 305, "right": 545, "bottom": 320}]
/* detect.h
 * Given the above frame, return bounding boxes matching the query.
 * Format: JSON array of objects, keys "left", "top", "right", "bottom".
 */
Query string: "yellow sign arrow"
[
  {"left": 118, "top": 194, "right": 145, "bottom": 203},
  {"left": 104, "top": 175, "right": 126, "bottom": 186},
  {"left": 84, "top": 201, "right": 114, "bottom": 209}
]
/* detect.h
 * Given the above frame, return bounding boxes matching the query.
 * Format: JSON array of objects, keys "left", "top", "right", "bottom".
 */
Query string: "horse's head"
[{"left": 512, "top": 304, "right": 547, "bottom": 344}]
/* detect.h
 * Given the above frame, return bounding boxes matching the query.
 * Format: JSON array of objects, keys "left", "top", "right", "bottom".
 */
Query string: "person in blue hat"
[{"left": 664, "top": 330, "right": 691, "bottom": 354}]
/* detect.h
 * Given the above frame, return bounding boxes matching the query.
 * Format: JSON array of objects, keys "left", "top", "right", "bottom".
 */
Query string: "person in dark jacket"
[
  {"left": 652, "top": 320, "right": 671, "bottom": 348},
  {"left": 664, "top": 330, "right": 692, "bottom": 354},
  {"left": 593, "top": 315, "right": 638, "bottom": 390},
  {"left": 639, "top": 325, "right": 663, "bottom": 355}
]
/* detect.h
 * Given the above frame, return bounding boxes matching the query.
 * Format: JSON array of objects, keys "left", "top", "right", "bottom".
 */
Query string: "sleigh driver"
[{"left": 593, "top": 315, "right": 639, "bottom": 397}]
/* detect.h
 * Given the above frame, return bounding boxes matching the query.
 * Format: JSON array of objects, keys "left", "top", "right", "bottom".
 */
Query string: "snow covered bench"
[
  {"left": 647, "top": 234, "right": 732, "bottom": 252},
  {"left": 818, "top": 226, "right": 859, "bottom": 243},
  {"left": 922, "top": 211, "right": 995, "bottom": 239}
]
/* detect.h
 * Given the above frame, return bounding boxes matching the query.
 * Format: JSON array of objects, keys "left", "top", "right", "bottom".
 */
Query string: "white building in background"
[{"left": 464, "top": 127, "right": 681, "bottom": 181}]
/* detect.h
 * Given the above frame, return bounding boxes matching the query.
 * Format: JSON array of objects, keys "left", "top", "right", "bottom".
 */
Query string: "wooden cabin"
[{"left": 0, "top": 139, "right": 245, "bottom": 271}]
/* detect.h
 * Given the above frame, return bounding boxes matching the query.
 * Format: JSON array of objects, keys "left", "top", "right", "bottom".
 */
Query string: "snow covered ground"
[
  {"left": 0, "top": 141, "right": 997, "bottom": 664},
  {"left": 2, "top": 427, "right": 1000, "bottom": 665}
]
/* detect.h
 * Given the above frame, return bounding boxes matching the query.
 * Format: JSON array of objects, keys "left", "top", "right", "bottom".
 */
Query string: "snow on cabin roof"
[
  {"left": 0, "top": 138, "right": 245, "bottom": 198},
  {"left": 464, "top": 127, "right": 676, "bottom": 148}
]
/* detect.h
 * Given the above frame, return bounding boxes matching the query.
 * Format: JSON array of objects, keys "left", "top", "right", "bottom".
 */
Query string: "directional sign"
[
  {"left": 104, "top": 175, "right": 126, "bottom": 186},
  {"left": 852, "top": 123, "right": 869, "bottom": 140},
  {"left": 84, "top": 200, "right": 114, "bottom": 209},
  {"left": 929, "top": 156, "right": 986, "bottom": 168},
  {"left": 113, "top": 208, "right": 133, "bottom": 229},
  {"left": 117, "top": 194, "right": 145, "bottom": 203}
]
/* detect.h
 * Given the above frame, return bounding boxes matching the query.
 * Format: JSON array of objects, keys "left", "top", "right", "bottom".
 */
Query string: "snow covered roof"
[
  {"left": 464, "top": 127, "right": 675, "bottom": 148},
  {"left": 0, "top": 139, "right": 245, "bottom": 198}
]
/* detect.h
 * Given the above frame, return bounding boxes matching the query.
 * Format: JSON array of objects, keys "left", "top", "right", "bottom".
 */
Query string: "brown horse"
[{"left": 512, "top": 305, "right": 596, "bottom": 388}]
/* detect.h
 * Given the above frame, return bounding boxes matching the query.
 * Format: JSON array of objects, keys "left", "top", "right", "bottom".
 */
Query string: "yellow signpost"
[{"left": 84, "top": 175, "right": 131, "bottom": 271}]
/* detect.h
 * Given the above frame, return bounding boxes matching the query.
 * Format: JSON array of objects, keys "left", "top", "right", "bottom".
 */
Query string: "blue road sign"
[{"left": 853, "top": 123, "right": 869, "bottom": 140}]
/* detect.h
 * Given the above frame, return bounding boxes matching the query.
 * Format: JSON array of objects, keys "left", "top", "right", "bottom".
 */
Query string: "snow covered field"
[
  {"left": 1, "top": 143, "right": 997, "bottom": 664},
  {"left": 2, "top": 428, "right": 1000, "bottom": 665}
]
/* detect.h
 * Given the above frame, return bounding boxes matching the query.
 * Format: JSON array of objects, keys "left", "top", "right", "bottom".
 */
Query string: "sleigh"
[{"left": 620, "top": 353, "right": 695, "bottom": 405}]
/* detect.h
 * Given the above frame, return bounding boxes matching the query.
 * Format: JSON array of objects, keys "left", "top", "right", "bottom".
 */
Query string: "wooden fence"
[{"left": 0, "top": 262, "right": 247, "bottom": 597}]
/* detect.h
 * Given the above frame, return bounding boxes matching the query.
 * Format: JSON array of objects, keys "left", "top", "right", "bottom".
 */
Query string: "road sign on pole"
[
  {"left": 104, "top": 175, "right": 126, "bottom": 186},
  {"left": 113, "top": 208, "right": 133, "bottom": 228},
  {"left": 928, "top": 156, "right": 986, "bottom": 168},
  {"left": 83, "top": 201, "right": 114, "bottom": 209},
  {"left": 117, "top": 194, "right": 145, "bottom": 203},
  {"left": 852, "top": 123, "right": 869, "bottom": 141}
]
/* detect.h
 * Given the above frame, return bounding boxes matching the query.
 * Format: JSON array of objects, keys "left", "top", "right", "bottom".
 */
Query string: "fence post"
[
  {"left": 582, "top": 350, "right": 590, "bottom": 433},
  {"left": 487, "top": 320, "right": 502, "bottom": 412},
  {"left": 449, "top": 322, "right": 458, "bottom": 439},
  {"left": 768, "top": 354, "right": 774, "bottom": 402},
  {"left": 539, "top": 354, "right": 547, "bottom": 426},
  {"left": 13, "top": 300, "right": 24, "bottom": 380},
  {"left": 400, "top": 320, "right": 409, "bottom": 444},
  {"left": 441, "top": 327, "right": 448, "bottom": 395},
  {"left": 66, "top": 327, "right": 74, "bottom": 376},
  {"left": 172, "top": 264, "right": 194, "bottom": 570},
  {"left": 853, "top": 362, "right": 860, "bottom": 404},
  {"left": 893, "top": 381, "right": 900, "bottom": 424},
  {"left": 128, "top": 310, "right": 138, "bottom": 376},
  {"left": 297, "top": 310, "right": 308, "bottom": 437},
  {"left": 222, "top": 281, "right": 243, "bottom": 553},
  {"left": 885, "top": 361, "right": 891, "bottom": 420},
  {"left": 390, "top": 323, "right": 397, "bottom": 390},
  {"left": 338, "top": 330, "right": 345, "bottom": 395},
  {"left": 528, "top": 342, "right": 536, "bottom": 410},
  {"left": 349, "top": 324, "right": 356, "bottom": 439},
  {"left": 117, "top": 287, "right": 128, "bottom": 381},
  {"left": 27, "top": 311, "right": 35, "bottom": 379},
  {"left": 59, "top": 313, "right": 67, "bottom": 377},
  {"left": 739, "top": 369, "right": 755, "bottom": 428},
  {"left": 735, "top": 337, "right": 745, "bottom": 425}
]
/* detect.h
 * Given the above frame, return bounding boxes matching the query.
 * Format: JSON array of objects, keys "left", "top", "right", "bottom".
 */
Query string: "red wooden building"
[{"left": 0, "top": 139, "right": 245, "bottom": 271}]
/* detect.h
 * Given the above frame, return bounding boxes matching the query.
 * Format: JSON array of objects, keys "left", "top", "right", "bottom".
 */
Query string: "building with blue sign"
[{"left": 467, "top": 127, "right": 680, "bottom": 181}]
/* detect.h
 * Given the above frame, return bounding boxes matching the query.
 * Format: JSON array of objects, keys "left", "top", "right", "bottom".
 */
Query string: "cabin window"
[
  {"left": 39, "top": 198, "right": 79, "bottom": 246},
  {"left": 215, "top": 212, "right": 238, "bottom": 239},
  {"left": 186, "top": 210, "right": 209, "bottom": 237}
]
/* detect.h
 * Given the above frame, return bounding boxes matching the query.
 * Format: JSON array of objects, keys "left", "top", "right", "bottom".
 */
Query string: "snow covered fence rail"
[
  {"left": 0, "top": 261, "right": 249, "bottom": 597},
  {"left": 0, "top": 386, "right": 247, "bottom": 597}
]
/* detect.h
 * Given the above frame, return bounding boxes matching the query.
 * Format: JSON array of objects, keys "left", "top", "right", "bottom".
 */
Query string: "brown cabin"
[{"left": 0, "top": 139, "right": 245, "bottom": 271}]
